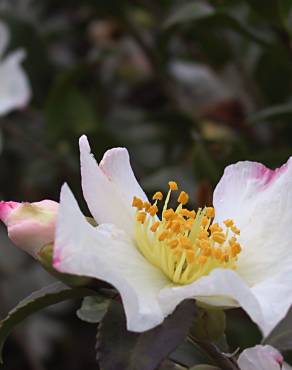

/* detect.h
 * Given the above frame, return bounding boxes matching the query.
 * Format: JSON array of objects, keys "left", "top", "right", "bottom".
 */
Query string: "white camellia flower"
[
  {"left": 238, "top": 345, "right": 292, "bottom": 370},
  {"left": 0, "top": 21, "right": 31, "bottom": 115},
  {"left": 53, "top": 135, "right": 292, "bottom": 334}
]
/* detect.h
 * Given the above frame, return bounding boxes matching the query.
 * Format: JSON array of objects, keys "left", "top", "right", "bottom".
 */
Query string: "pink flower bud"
[{"left": 0, "top": 200, "right": 58, "bottom": 257}]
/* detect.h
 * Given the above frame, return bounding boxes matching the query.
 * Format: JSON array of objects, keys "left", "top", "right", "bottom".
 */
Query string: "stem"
[{"left": 188, "top": 337, "right": 239, "bottom": 370}]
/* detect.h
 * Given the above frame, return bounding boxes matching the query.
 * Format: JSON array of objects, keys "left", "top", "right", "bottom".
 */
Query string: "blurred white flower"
[{"left": 0, "top": 21, "right": 31, "bottom": 116}]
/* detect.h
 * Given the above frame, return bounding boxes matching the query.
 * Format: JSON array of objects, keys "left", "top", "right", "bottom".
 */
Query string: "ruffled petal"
[
  {"left": 54, "top": 184, "right": 168, "bottom": 332},
  {"left": 159, "top": 268, "right": 269, "bottom": 336},
  {"left": 0, "top": 50, "right": 31, "bottom": 115},
  {"left": 79, "top": 135, "right": 147, "bottom": 237},
  {"left": 238, "top": 345, "right": 282, "bottom": 370},
  {"left": 213, "top": 159, "right": 292, "bottom": 285}
]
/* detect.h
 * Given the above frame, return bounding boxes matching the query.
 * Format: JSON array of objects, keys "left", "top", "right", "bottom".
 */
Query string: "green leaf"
[
  {"left": 0, "top": 282, "right": 97, "bottom": 363},
  {"left": 97, "top": 300, "right": 198, "bottom": 370},
  {"left": 263, "top": 304, "right": 292, "bottom": 351},
  {"left": 190, "top": 307, "right": 226, "bottom": 343},
  {"left": 244, "top": 0, "right": 285, "bottom": 26},
  {"left": 77, "top": 296, "right": 110, "bottom": 323},
  {"left": 163, "top": 1, "right": 215, "bottom": 28},
  {"left": 45, "top": 69, "right": 99, "bottom": 141},
  {"left": 248, "top": 102, "right": 292, "bottom": 123}
]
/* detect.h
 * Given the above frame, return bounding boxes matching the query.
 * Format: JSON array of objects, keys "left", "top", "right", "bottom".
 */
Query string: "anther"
[
  {"left": 179, "top": 236, "right": 192, "bottom": 249},
  {"left": 213, "top": 248, "right": 223, "bottom": 260},
  {"left": 150, "top": 221, "right": 160, "bottom": 232},
  {"left": 178, "top": 191, "right": 189, "bottom": 205},
  {"left": 224, "top": 219, "right": 234, "bottom": 227},
  {"left": 132, "top": 196, "right": 144, "bottom": 210},
  {"left": 231, "top": 243, "right": 241, "bottom": 257},
  {"left": 186, "top": 250, "right": 195, "bottom": 264},
  {"left": 163, "top": 208, "right": 175, "bottom": 221},
  {"left": 212, "top": 232, "right": 226, "bottom": 244},
  {"left": 209, "top": 223, "right": 222, "bottom": 233},
  {"left": 148, "top": 204, "right": 158, "bottom": 216},
  {"left": 205, "top": 207, "right": 215, "bottom": 218},
  {"left": 153, "top": 191, "right": 163, "bottom": 201},
  {"left": 143, "top": 201, "right": 151, "bottom": 211},
  {"left": 158, "top": 231, "right": 169, "bottom": 241},
  {"left": 198, "top": 255, "right": 207, "bottom": 265},
  {"left": 198, "top": 229, "right": 209, "bottom": 240},
  {"left": 201, "top": 216, "right": 209, "bottom": 227},
  {"left": 168, "top": 181, "right": 178, "bottom": 191},
  {"left": 168, "top": 239, "right": 179, "bottom": 249},
  {"left": 231, "top": 226, "right": 240, "bottom": 235},
  {"left": 136, "top": 212, "right": 146, "bottom": 224}
]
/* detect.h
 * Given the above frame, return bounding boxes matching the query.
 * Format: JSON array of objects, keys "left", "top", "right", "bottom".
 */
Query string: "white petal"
[
  {"left": 238, "top": 345, "right": 282, "bottom": 370},
  {"left": 213, "top": 159, "right": 292, "bottom": 285},
  {"left": 251, "top": 267, "right": 292, "bottom": 337},
  {"left": 0, "top": 21, "right": 9, "bottom": 57},
  {"left": 79, "top": 135, "right": 147, "bottom": 236},
  {"left": 0, "top": 50, "right": 31, "bottom": 115},
  {"left": 159, "top": 269, "right": 268, "bottom": 334},
  {"left": 54, "top": 184, "right": 168, "bottom": 332},
  {"left": 99, "top": 146, "right": 147, "bottom": 205}
]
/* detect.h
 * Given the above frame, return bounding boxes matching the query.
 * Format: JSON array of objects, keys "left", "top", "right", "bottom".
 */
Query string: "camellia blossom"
[
  {"left": 54, "top": 135, "right": 292, "bottom": 334},
  {"left": 238, "top": 345, "right": 292, "bottom": 370},
  {"left": 0, "top": 200, "right": 58, "bottom": 257},
  {"left": 0, "top": 21, "right": 31, "bottom": 115}
]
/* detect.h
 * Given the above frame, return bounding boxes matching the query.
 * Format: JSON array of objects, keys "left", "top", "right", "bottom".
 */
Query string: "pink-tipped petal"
[
  {"left": 0, "top": 201, "right": 20, "bottom": 223},
  {"left": 213, "top": 158, "right": 292, "bottom": 285},
  {"left": 238, "top": 345, "right": 283, "bottom": 370}
]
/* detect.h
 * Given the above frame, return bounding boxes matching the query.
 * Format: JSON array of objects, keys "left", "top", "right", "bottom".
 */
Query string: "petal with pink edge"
[
  {"left": 238, "top": 345, "right": 283, "bottom": 370},
  {"left": 54, "top": 184, "right": 168, "bottom": 332},
  {"left": 213, "top": 159, "right": 292, "bottom": 285}
]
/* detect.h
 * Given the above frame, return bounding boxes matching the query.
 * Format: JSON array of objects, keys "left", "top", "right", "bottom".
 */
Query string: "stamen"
[
  {"left": 136, "top": 212, "right": 146, "bottom": 224},
  {"left": 205, "top": 207, "right": 215, "bottom": 218},
  {"left": 153, "top": 192, "right": 163, "bottom": 201},
  {"left": 132, "top": 196, "right": 144, "bottom": 210},
  {"left": 150, "top": 221, "right": 160, "bottom": 232},
  {"left": 148, "top": 204, "right": 158, "bottom": 216},
  {"left": 132, "top": 182, "right": 242, "bottom": 285},
  {"left": 168, "top": 181, "right": 178, "bottom": 190},
  {"left": 178, "top": 191, "right": 189, "bottom": 205},
  {"left": 224, "top": 219, "right": 234, "bottom": 227}
]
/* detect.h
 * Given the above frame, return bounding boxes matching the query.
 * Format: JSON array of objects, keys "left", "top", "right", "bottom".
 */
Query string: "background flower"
[{"left": 0, "top": 21, "right": 31, "bottom": 116}]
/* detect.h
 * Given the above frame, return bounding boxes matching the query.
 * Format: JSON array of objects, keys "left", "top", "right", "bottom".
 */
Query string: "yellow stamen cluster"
[{"left": 132, "top": 181, "right": 242, "bottom": 285}]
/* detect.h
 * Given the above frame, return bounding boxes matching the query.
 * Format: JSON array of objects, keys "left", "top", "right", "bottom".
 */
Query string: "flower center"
[{"left": 132, "top": 181, "right": 242, "bottom": 285}]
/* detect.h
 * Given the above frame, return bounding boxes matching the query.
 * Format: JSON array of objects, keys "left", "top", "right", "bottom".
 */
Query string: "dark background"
[{"left": 0, "top": 0, "right": 292, "bottom": 369}]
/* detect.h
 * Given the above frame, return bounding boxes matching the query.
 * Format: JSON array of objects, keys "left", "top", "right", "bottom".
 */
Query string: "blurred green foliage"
[{"left": 1, "top": 0, "right": 292, "bottom": 368}]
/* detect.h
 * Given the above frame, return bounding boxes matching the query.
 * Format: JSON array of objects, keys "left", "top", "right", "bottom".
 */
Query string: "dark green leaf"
[
  {"left": 77, "top": 296, "right": 110, "bottom": 323},
  {"left": 0, "top": 282, "right": 97, "bottom": 363},
  {"left": 97, "top": 300, "right": 198, "bottom": 370},
  {"left": 244, "top": 0, "right": 285, "bottom": 26},
  {"left": 163, "top": 1, "right": 215, "bottom": 28},
  {"left": 190, "top": 308, "right": 226, "bottom": 342},
  {"left": 263, "top": 304, "right": 292, "bottom": 351}
]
